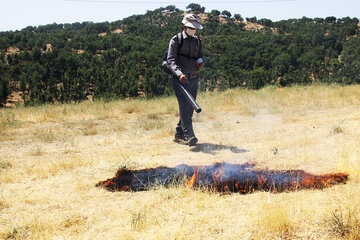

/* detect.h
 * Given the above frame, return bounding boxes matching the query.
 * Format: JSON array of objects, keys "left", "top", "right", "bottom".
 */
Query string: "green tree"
[
  {"left": 186, "top": 3, "right": 205, "bottom": 13},
  {"left": 0, "top": 75, "right": 9, "bottom": 106},
  {"left": 325, "top": 16, "right": 337, "bottom": 23},
  {"left": 221, "top": 10, "right": 231, "bottom": 18},
  {"left": 234, "top": 14, "right": 243, "bottom": 21},
  {"left": 142, "top": 67, "right": 169, "bottom": 98},
  {"left": 210, "top": 10, "right": 220, "bottom": 16},
  {"left": 0, "top": 6, "right": 358, "bottom": 105},
  {"left": 341, "top": 37, "right": 360, "bottom": 83},
  {"left": 247, "top": 68, "right": 267, "bottom": 89},
  {"left": 246, "top": 17, "right": 257, "bottom": 23}
]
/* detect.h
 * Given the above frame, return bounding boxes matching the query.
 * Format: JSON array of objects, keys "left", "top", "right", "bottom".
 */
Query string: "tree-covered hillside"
[{"left": 0, "top": 4, "right": 359, "bottom": 106}]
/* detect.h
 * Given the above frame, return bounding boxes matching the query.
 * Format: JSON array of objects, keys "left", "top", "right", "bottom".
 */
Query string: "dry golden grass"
[{"left": 1, "top": 85, "right": 360, "bottom": 239}]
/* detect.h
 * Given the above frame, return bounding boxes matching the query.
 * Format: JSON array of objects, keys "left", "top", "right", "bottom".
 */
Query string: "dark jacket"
[{"left": 166, "top": 31, "right": 203, "bottom": 78}]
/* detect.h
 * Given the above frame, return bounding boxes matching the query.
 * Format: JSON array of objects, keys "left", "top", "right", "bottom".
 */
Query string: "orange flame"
[
  {"left": 257, "top": 173, "right": 268, "bottom": 187},
  {"left": 211, "top": 162, "right": 226, "bottom": 185},
  {"left": 187, "top": 167, "right": 198, "bottom": 187}
]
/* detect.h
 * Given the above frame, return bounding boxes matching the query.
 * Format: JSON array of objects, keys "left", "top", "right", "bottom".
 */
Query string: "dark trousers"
[{"left": 172, "top": 75, "right": 199, "bottom": 139}]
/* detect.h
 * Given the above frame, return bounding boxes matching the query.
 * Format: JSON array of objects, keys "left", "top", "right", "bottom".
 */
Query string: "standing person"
[{"left": 166, "top": 14, "right": 204, "bottom": 146}]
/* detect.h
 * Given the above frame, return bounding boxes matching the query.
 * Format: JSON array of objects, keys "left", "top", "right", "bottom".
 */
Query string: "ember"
[{"left": 96, "top": 162, "right": 348, "bottom": 193}]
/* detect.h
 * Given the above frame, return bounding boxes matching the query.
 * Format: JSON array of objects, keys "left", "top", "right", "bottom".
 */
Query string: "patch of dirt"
[
  {"left": 45, "top": 44, "right": 52, "bottom": 52},
  {"left": 195, "top": 12, "right": 277, "bottom": 33},
  {"left": 112, "top": 28, "right": 123, "bottom": 34},
  {"left": 198, "top": 13, "right": 207, "bottom": 23},
  {"left": 6, "top": 47, "right": 20, "bottom": 54},
  {"left": 244, "top": 22, "right": 277, "bottom": 34},
  {"left": 72, "top": 49, "right": 84, "bottom": 54},
  {"left": 4, "top": 47, "right": 21, "bottom": 62},
  {"left": 244, "top": 22, "right": 264, "bottom": 31},
  {"left": 5, "top": 81, "right": 23, "bottom": 107}
]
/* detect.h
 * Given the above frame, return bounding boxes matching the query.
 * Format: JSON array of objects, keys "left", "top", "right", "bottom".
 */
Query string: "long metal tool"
[{"left": 175, "top": 80, "right": 202, "bottom": 113}]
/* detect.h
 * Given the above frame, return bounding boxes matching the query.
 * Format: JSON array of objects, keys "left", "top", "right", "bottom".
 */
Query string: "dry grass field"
[{"left": 1, "top": 85, "right": 360, "bottom": 239}]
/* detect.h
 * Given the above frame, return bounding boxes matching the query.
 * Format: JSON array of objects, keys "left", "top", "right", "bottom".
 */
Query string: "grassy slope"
[{"left": 1, "top": 85, "right": 360, "bottom": 239}]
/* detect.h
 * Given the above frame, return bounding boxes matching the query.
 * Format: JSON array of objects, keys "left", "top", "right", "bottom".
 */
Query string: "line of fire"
[{"left": 96, "top": 162, "right": 349, "bottom": 194}]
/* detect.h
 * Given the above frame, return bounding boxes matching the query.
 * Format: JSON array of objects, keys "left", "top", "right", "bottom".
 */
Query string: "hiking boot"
[
  {"left": 174, "top": 134, "right": 187, "bottom": 144},
  {"left": 175, "top": 126, "right": 184, "bottom": 136},
  {"left": 187, "top": 136, "right": 198, "bottom": 147},
  {"left": 174, "top": 125, "right": 186, "bottom": 144}
]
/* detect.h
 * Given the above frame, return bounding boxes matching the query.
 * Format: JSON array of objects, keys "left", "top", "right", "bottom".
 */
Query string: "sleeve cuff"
[{"left": 175, "top": 70, "right": 183, "bottom": 77}]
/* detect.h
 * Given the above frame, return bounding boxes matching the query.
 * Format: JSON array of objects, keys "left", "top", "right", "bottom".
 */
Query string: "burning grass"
[
  {"left": 96, "top": 162, "right": 348, "bottom": 193},
  {"left": 1, "top": 85, "right": 360, "bottom": 239}
]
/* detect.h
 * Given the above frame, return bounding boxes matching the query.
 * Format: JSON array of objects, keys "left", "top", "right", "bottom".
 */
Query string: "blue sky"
[{"left": 1, "top": 0, "right": 359, "bottom": 32}]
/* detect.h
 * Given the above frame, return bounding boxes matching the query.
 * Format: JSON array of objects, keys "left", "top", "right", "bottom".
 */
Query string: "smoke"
[{"left": 96, "top": 162, "right": 348, "bottom": 193}]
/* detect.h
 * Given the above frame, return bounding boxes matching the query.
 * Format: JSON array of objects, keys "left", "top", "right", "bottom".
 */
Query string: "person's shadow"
[{"left": 190, "top": 143, "right": 248, "bottom": 155}]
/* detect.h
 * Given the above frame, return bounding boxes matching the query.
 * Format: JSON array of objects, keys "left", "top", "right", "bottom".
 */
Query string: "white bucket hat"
[{"left": 182, "top": 14, "right": 203, "bottom": 29}]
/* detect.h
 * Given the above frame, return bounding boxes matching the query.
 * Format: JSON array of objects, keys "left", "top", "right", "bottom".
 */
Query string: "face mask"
[{"left": 186, "top": 28, "right": 196, "bottom": 37}]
